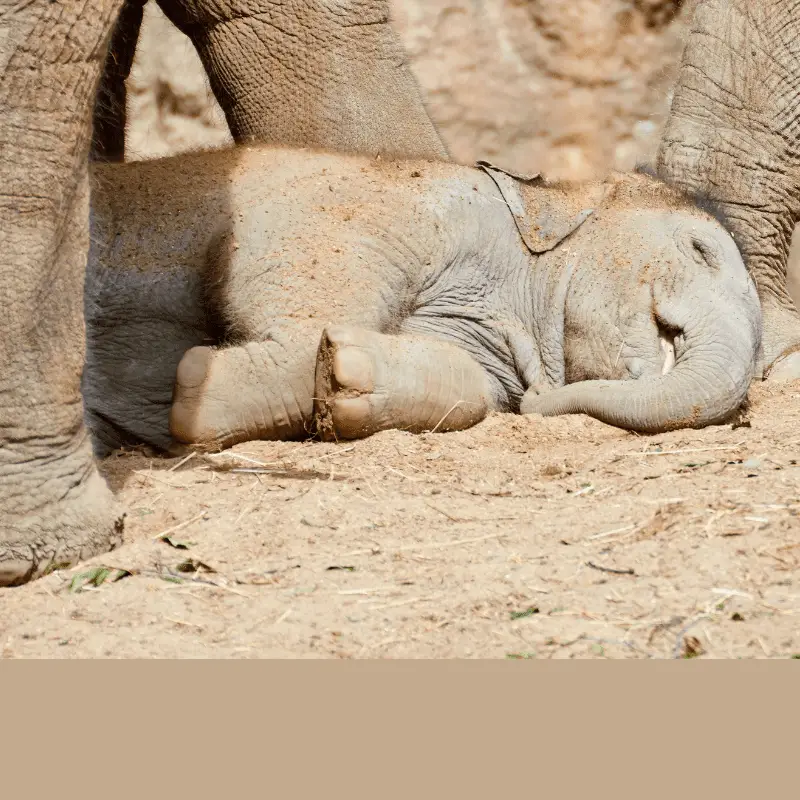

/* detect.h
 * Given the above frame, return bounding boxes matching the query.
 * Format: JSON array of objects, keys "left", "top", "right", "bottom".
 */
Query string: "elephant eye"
[
  {"left": 675, "top": 223, "right": 723, "bottom": 271},
  {"left": 691, "top": 237, "right": 716, "bottom": 265}
]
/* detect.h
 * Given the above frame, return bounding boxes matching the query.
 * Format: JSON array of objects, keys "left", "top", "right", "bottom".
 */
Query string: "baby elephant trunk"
[{"left": 523, "top": 280, "right": 761, "bottom": 434}]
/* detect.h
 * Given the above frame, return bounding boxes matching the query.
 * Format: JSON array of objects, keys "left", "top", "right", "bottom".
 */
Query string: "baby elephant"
[{"left": 85, "top": 145, "right": 761, "bottom": 455}]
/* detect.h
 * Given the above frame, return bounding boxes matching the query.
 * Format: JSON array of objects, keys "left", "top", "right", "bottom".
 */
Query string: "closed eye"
[{"left": 675, "top": 222, "right": 723, "bottom": 271}]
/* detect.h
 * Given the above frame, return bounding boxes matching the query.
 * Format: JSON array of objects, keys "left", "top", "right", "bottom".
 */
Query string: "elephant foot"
[
  {"left": 313, "top": 325, "right": 492, "bottom": 441},
  {"left": 169, "top": 346, "right": 221, "bottom": 446},
  {"left": 0, "top": 466, "right": 124, "bottom": 588},
  {"left": 169, "top": 343, "right": 313, "bottom": 449},
  {"left": 759, "top": 305, "right": 800, "bottom": 382},
  {"left": 764, "top": 347, "right": 800, "bottom": 383}
]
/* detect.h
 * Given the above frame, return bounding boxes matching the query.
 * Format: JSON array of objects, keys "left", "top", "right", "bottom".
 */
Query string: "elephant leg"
[
  {"left": 0, "top": 0, "right": 125, "bottom": 586},
  {"left": 157, "top": 0, "right": 448, "bottom": 160},
  {"left": 760, "top": 301, "right": 800, "bottom": 381},
  {"left": 656, "top": 0, "right": 800, "bottom": 382},
  {"left": 314, "top": 326, "right": 492, "bottom": 442},
  {"left": 169, "top": 329, "right": 322, "bottom": 449},
  {"left": 91, "top": 0, "right": 147, "bottom": 162}
]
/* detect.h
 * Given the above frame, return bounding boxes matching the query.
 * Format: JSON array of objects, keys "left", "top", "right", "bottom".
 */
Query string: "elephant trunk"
[
  {"left": 522, "top": 293, "right": 760, "bottom": 435},
  {"left": 522, "top": 369, "right": 737, "bottom": 435}
]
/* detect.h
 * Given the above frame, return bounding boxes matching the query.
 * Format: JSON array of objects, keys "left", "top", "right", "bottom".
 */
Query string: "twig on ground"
[
  {"left": 312, "top": 446, "right": 356, "bottom": 461},
  {"left": 230, "top": 468, "right": 285, "bottom": 475},
  {"left": 620, "top": 442, "right": 746, "bottom": 457},
  {"left": 424, "top": 502, "right": 519, "bottom": 524},
  {"left": 134, "top": 469, "right": 180, "bottom": 488},
  {"left": 164, "top": 617, "right": 204, "bottom": 629},
  {"left": 168, "top": 452, "right": 196, "bottom": 472},
  {"left": 586, "top": 561, "right": 635, "bottom": 576},
  {"left": 385, "top": 466, "right": 421, "bottom": 482},
  {"left": 371, "top": 594, "right": 443, "bottom": 611},
  {"left": 587, "top": 524, "right": 636, "bottom": 541},
  {"left": 273, "top": 608, "right": 292, "bottom": 626},
  {"left": 169, "top": 573, "right": 249, "bottom": 597},
  {"left": 206, "top": 452, "right": 270, "bottom": 467},
  {"left": 151, "top": 510, "right": 209, "bottom": 541},
  {"left": 234, "top": 505, "right": 254, "bottom": 525},
  {"left": 401, "top": 532, "right": 506, "bottom": 552},
  {"left": 345, "top": 530, "right": 507, "bottom": 559}
]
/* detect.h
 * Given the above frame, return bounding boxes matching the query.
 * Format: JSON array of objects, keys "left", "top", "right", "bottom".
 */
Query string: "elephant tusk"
[{"left": 659, "top": 332, "right": 676, "bottom": 375}]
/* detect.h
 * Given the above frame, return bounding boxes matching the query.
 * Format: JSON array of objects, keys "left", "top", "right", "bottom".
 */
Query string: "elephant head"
[
  {"left": 656, "top": 0, "right": 800, "bottom": 380},
  {"left": 484, "top": 166, "right": 762, "bottom": 433}
]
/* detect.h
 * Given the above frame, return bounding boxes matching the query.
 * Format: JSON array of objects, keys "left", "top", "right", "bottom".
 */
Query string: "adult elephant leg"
[
  {"left": 157, "top": 0, "right": 449, "bottom": 160},
  {"left": 92, "top": 0, "right": 148, "bottom": 162},
  {"left": 0, "top": 0, "right": 125, "bottom": 586},
  {"left": 657, "top": 0, "right": 800, "bottom": 379}
]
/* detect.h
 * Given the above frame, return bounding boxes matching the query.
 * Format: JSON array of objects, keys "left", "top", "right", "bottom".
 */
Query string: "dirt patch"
[
  {"left": 2, "top": 381, "right": 797, "bottom": 659},
  {"left": 394, "top": 0, "right": 689, "bottom": 179}
]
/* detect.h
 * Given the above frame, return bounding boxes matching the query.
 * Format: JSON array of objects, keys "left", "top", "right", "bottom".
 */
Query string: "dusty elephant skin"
[
  {"left": 657, "top": 0, "right": 800, "bottom": 381},
  {"left": 0, "top": 1, "right": 445, "bottom": 587},
  {"left": 84, "top": 145, "right": 760, "bottom": 457}
]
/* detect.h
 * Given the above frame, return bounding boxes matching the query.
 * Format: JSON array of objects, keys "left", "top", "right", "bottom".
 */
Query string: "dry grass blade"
[
  {"left": 587, "top": 524, "right": 636, "bottom": 540},
  {"left": 425, "top": 502, "right": 520, "bottom": 524},
  {"left": 151, "top": 510, "right": 209, "bottom": 541},
  {"left": 206, "top": 452, "right": 270, "bottom": 467},
  {"left": 620, "top": 442, "right": 746, "bottom": 457},
  {"left": 371, "top": 593, "right": 443, "bottom": 611},
  {"left": 429, "top": 401, "right": 465, "bottom": 434},
  {"left": 312, "top": 446, "right": 356, "bottom": 461},
  {"left": 399, "top": 532, "right": 506, "bottom": 552},
  {"left": 168, "top": 452, "right": 197, "bottom": 472}
]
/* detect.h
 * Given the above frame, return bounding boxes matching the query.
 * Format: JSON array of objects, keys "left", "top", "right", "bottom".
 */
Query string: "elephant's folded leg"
[
  {"left": 313, "top": 326, "right": 492, "bottom": 441},
  {"left": 169, "top": 334, "right": 320, "bottom": 449}
]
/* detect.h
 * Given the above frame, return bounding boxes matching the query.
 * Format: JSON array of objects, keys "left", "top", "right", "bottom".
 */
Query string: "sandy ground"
[{"left": 2, "top": 381, "right": 798, "bottom": 659}]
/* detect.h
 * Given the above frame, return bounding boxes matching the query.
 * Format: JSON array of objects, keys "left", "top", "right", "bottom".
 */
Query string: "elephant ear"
[{"left": 477, "top": 161, "right": 612, "bottom": 254}]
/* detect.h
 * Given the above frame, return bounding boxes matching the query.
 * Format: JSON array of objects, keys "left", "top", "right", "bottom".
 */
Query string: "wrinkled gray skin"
[
  {"left": 657, "top": 0, "right": 800, "bottom": 381},
  {"left": 92, "top": 0, "right": 448, "bottom": 162},
  {"left": 84, "top": 145, "right": 761, "bottom": 459},
  {"left": 0, "top": 0, "right": 446, "bottom": 586}
]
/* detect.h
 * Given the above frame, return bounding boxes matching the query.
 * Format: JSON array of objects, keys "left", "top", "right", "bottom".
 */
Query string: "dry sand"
[{"left": 2, "top": 382, "right": 797, "bottom": 659}]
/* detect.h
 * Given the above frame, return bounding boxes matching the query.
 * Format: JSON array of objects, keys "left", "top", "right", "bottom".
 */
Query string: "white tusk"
[{"left": 660, "top": 333, "right": 676, "bottom": 375}]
